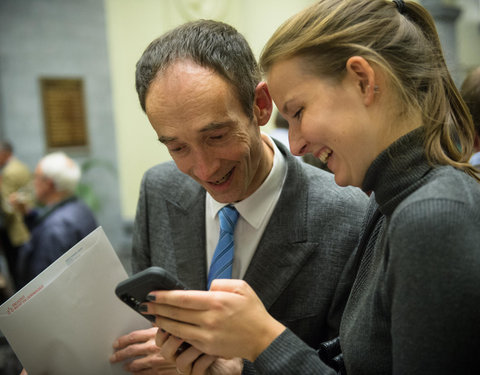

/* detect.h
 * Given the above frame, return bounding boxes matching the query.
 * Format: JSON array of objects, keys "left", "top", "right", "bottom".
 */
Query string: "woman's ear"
[
  {"left": 253, "top": 82, "right": 273, "bottom": 126},
  {"left": 346, "top": 56, "right": 377, "bottom": 106}
]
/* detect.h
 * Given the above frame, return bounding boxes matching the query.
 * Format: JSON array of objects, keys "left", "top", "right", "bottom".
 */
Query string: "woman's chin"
[
  {"left": 333, "top": 170, "right": 357, "bottom": 188},
  {"left": 333, "top": 174, "right": 349, "bottom": 187}
]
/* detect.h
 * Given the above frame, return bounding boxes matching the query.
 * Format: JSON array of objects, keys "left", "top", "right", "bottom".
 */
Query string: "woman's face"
[{"left": 267, "top": 56, "right": 393, "bottom": 188}]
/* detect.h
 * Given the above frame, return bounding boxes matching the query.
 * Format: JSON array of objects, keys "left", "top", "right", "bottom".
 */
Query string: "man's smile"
[{"left": 211, "top": 167, "right": 234, "bottom": 185}]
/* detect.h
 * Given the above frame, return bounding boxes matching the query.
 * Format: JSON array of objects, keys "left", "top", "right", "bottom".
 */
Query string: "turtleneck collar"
[{"left": 362, "top": 127, "right": 433, "bottom": 216}]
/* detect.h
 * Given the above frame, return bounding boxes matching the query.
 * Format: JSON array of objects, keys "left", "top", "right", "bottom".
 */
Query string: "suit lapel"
[
  {"left": 244, "top": 241, "right": 317, "bottom": 310},
  {"left": 166, "top": 180, "right": 208, "bottom": 290},
  {"left": 244, "top": 143, "right": 316, "bottom": 309},
  {"left": 165, "top": 141, "right": 314, "bottom": 296}
]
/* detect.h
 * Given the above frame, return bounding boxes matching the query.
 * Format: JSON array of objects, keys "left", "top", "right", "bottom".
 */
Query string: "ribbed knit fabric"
[
  {"left": 340, "top": 128, "right": 480, "bottom": 374},
  {"left": 254, "top": 128, "right": 480, "bottom": 374},
  {"left": 253, "top": 329, "right": 337, "bottom": 375}
]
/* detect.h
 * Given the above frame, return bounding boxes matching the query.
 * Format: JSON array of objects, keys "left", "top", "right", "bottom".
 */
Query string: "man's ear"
[
  {"left": 46, "top": 178, "right": 56, "bottom": 191},
  {"left": 346, "top": 56, "right": 377, "bottom": 106},
  {"left": 253, "top": 81, "right": 273, "bottom": 126}
]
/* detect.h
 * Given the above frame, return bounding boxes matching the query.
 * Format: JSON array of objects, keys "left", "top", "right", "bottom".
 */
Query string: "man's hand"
[
  {"left": 8, "top": 191, "right": 30, "bottom": 215},
  {"left": 157, "top": 329, "right": 243, "bottom": 375},
  {"left": 110, "top": 327, "right": 177, "bottom": 374}
]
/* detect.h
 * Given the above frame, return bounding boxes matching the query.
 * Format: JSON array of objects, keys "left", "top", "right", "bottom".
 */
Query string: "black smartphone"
[{"left": 115, "top": 266, "right": 187, "bottom": 322}]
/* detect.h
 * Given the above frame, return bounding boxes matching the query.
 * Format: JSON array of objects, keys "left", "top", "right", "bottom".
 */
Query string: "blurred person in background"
[
  {"left": 10, "top": 152, "right": 97, "bottom": 289},
  {"left": 0, "top": 141, "right": 32, "bottom": 290}
]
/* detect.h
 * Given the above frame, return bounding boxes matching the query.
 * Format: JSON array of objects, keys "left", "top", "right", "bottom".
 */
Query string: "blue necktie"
[{"left": 207, "top": 205, "right": 239, "bottom": 289}]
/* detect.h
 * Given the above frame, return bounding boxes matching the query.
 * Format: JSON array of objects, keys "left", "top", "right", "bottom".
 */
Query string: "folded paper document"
[{"left": 0, "top": 227, "right": 150, "bottom": 375}]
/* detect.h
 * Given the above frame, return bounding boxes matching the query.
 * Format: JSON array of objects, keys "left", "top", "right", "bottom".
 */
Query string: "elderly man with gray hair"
[{"left": 10, "top": 152, "right": 98, "bottom": 288}]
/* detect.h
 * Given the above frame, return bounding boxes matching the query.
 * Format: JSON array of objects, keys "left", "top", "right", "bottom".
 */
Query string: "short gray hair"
[
  {"left": 135, "top": 19, "right": 261, "bottom": 119},
  {"left": 39, "top": 152, "right": 81, "bottom": 194}
]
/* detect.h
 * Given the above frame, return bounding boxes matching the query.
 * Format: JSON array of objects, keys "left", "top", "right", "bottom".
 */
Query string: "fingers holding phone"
[
  {"left": 110, "top": 327, "right": 177, "bottom": 373},
  {"left": 160, "top": 335, "right": 226, "bottom": 375},
  {"left": 115, "top": 267, "right": 187, "bottom": 323},
  {"left": 114, "top": 268, "right": 244, "bottom": 374},
  {"left": 143, "top": 279, "right": 286, "bottom": 362}
]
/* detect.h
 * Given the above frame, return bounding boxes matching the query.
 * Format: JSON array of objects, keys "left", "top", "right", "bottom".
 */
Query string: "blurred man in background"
[{"left": 9, "top": 151, "right": 98, "bottom": 288}]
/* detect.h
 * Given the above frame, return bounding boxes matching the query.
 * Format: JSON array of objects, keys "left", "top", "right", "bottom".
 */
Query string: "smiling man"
[
  {"left": 111, "top": 20, "right": 368, "bottom": 375},
  {"left": 145, "top": 59, "right": 272, "bottom": 205}
]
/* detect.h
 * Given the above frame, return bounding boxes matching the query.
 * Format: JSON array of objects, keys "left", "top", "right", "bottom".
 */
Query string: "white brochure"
[{"left": 0, "top": 226, "right": 150, "bottom": 375}]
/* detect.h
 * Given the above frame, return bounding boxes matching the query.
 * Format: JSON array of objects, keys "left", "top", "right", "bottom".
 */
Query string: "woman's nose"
[{"left": 289, "top": 130, "right": 309, "bottom": 156}]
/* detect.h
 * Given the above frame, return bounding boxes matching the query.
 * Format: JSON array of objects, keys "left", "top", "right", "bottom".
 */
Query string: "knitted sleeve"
[
  {"left": 387, "top": 197, "right": 480, "bottom": 374},
  {"left": 253, "top": 329, "right": 337, "bottom": 374}
]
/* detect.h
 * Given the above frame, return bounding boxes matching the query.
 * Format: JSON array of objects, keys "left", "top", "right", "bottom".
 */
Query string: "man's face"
[
  {"left": 0, "top": 150, "right": 10, "bottom": 167},
  {"left": 33, "top": 165, "right": 53, "bottom": 205},
  {"left": 145, "top": 60, "right": 270, "bottom": 203}
]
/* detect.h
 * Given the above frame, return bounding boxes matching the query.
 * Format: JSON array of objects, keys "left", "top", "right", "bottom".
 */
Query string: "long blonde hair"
[{"left": 260, "top": 0, "right": 479, "bottom": 180}]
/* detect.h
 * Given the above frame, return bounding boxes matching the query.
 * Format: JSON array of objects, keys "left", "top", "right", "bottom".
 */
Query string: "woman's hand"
[{"left": 143, "top": 279, "right": 286, "bottom": 362}]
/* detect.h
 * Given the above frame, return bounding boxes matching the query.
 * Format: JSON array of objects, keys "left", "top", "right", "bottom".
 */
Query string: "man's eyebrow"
[
  {"left": 199, "top": 122, "right": 231, "bottom": 133},
  {"left": 157, "top": 122, "right": 231, "bottom": 144}
]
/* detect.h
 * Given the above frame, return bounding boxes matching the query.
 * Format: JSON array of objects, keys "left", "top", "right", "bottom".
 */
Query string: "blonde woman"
[{"left": 143, "top": 1, "right": 480, "bottom": 374}]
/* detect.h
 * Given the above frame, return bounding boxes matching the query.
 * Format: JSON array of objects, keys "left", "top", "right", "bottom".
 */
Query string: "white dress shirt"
[
  {"left": 470, "top": 151, "right": 480, "bottom": 166},
  {"left": 205, "top": 135, "right": 287, "bottom": 279}
]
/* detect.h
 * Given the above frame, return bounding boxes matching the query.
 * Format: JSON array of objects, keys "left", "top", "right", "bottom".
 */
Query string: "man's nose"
[{"left": 192, "top": 149, "right": 219, "bottom": 181}]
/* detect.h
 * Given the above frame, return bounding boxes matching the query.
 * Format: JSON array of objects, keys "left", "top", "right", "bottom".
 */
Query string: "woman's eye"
[{"left": 293, "top": 108, "right": 303, "bottom": 119}]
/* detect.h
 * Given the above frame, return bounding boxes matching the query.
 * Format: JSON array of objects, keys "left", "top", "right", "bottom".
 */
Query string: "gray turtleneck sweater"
[{"left": 254, "top": 129, "right": 480, "bottom": 374}]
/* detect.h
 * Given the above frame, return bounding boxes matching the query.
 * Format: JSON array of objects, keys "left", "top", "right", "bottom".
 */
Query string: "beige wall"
[
  {"left": 457, "top": 0, "right": 480, "bottom": 71},
  {"left": 104, "top": 0, "right": 316, "bottom": 218},
  {"left": 105, "top": 0, "right": 480, "bottom": 219}
]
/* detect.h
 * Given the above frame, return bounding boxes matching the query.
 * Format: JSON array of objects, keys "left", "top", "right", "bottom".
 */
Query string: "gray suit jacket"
[{"left": 132, "top": 141, "right": 367, "bottom": 351}]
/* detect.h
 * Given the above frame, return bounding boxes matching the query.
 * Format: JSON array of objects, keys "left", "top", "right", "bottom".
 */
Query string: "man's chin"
[
  {"left": 207, "top": 191, "right": 236, "bottom": 204},
  {"left": 204, "top": 185, "right": 244, "bottom": 203}
]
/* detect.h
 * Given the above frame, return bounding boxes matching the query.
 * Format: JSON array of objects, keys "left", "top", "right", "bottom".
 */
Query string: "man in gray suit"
[{"left": 110, "top": 20, "right": 367, "bottom": 374}]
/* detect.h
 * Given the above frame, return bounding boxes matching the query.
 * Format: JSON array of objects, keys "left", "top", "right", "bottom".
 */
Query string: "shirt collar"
[
  {"left": 207, "top": 134, "right": 287, "bottom": 229},
  {"left": 470, "top": 151, "right": 480, "bottom": 166}
]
